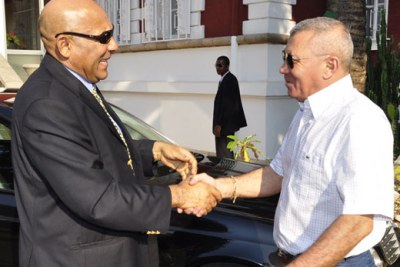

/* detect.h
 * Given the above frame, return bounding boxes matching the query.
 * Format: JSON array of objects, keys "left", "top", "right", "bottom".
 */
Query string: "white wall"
[
  {"left": 99, "top": 43, "right": 298, "bottom": 159},
  {"left": 0, "top": 0, "right": 7, "bottom": 60},
  {"left": 0, "top": 0, "right": 298, "bottom": 159}
]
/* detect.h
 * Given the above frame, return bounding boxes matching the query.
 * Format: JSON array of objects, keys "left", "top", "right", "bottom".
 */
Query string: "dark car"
[{"left": 0, "top": 100, "right": 394, "bottom": 267}]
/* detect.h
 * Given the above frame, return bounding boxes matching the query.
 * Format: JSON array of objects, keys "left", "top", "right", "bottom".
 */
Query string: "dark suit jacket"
[
  {"left": 11, "top": 54, "right": 171, "bottom": 267},
  {"left": 213, "top": 72, "right": 247, "bottom": 135}
]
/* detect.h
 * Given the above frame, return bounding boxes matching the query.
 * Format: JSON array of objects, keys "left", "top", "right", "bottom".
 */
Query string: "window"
[
  {"left": 0, "top": 120, "right": 12, "bottom": 190},
  {"left": 142, "top": 0, "right": 190, "bottom": 42},
  {"left": 366, "top": 0, "right": 388, "bottom": 50},
  {"left": 5, "top": 0, "right": 41, "bottom": 50},
  {"left": 97, "top": 0, "right": 191, "bottom": 45},
  {"left": 97, "top": 0, "right": 131, "bottom": 44},
  {"left": 0, "top": 123, "right": 10, "bottom": 141}
]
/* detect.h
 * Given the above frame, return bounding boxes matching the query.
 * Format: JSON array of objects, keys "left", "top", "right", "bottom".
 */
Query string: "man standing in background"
[{"left": 213, "top": 55, "right": 247, "bottom": 159}]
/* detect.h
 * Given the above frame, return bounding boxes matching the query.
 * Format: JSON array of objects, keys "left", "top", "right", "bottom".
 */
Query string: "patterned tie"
[{"left": 90, "top": 86, "right": 134, "bottom": 174}]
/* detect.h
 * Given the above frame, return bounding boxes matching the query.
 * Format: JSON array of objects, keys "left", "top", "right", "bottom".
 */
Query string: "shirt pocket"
[{"left": 291, "top": 149, "right": 331, "bottom": 201}]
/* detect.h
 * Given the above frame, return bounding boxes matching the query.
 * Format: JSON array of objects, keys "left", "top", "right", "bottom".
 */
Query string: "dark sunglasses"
[
  {"left": 215, "top": 63, "right": 223, "bottom": 68},
  {"left": 55, "top": 25, "right": 114, "bottom": 44},
  {"left": 282, "top": 50, "right": 302, "bottom": 69}
]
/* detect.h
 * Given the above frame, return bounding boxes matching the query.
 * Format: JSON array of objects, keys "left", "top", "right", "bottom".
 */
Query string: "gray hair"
[{"left": 290, "top": 17, "right": 353, "bottom": 71}]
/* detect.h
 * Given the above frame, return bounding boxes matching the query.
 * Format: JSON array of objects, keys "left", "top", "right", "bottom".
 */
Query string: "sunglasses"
[
  {"left": 282, "top": 50, "right": 303, "bottom": 69},
  {"left": 55, "top": 25, "right": 114, "bottom": 44},
  {"left": 215, "top": 63, "right": 223, "bottom": 68}
]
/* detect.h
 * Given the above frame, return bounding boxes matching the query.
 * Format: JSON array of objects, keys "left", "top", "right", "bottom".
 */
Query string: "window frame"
[
  {"left": 97, "top": 0, "right": 131, "bottom": 45},
  {"left": 5, "top": 0, "right": 46, "bottom": 54},
  {"left": 366, "top": 0, "right": 389, "bottom": 50},
  {"left": 141, "top": 0, "right": 191, "bottom": 43}
]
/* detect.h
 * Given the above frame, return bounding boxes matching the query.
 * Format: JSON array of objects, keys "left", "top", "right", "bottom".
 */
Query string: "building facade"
[
  {"left": 98, "top": 0, "right": 298, "bottom": 158},
  {"left": 1, "top": 0, "right": 396, "bottom": 159}
]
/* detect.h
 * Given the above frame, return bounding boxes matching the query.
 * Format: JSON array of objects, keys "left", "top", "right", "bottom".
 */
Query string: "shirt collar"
[
  {"left": 65, "top": 67, "right": 94, "bottom": 90},
  {"left": 219, "top": 71, "right": 230, "bottom": 82},
  {"left": 305, "top": 74, "right": 354, "bottom": 120}
]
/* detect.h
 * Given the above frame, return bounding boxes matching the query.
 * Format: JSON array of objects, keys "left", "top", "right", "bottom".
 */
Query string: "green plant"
[
  {"left": 365, "top": 9, "right": 400, "bottom": 159},
  {"left": 6, "top": 32, "right": 21, "bottom": 48},
  {"left": 227, "top": 134, "right": 263, "bottom": 162}
]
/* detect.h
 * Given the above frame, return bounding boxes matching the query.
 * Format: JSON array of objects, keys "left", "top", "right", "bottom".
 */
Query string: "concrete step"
[{"left": 0, "top": 54, "right": 23, "bottom": 90}]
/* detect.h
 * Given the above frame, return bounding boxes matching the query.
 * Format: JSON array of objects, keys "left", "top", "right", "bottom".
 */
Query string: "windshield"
[{"left": 110, "top": 104, "right": 175, "bottom": 144}]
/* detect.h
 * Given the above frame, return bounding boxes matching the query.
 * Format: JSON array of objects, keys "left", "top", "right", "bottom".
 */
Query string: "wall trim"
[{"left": 114, "top": 33, "right": 288, "bottom": 53}]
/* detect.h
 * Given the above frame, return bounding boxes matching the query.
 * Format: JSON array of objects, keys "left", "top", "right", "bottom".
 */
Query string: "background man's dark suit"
[
  {"left": 12, "top": 54, "right": 170, "bottom": 267},
  {"left": 213, "top": 71, "right": 247, "bottom": 158}
]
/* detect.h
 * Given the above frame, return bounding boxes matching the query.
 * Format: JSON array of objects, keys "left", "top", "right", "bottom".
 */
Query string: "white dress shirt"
[{"left": 270, "top": 75, "right": 394, "bottom": 257}]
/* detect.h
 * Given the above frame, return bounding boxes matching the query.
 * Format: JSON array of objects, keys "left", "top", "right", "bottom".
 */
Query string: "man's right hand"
[
  {"left": 213, "top": 125, "right": 222, "bottom": 137},
  {"left": 169, "top": 179, "right": 222, "bottom": 217}
]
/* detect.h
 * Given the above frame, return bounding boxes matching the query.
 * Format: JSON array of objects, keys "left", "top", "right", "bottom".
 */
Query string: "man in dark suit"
[
  {"left": 213, "top": 56, "right": 247, "bottom": 159},
  {"left": 11, "top": 1, "right": 221, "bottom": 266}
]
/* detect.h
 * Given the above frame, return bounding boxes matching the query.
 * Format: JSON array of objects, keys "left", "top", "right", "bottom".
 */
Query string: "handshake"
[
  {"left": 170, "top": 174, "right": 222, "bottom": 217},
  {"left": 153, "top": 141, "right": 232, "bottom": 217},
  {"left": 170, "top": 173, "right": 224, "bottom": 217}
]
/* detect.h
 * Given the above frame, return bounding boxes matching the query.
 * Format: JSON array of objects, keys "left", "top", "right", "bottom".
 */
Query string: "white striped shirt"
[{"left": 270, "top": 75, "right": 394, "bottom": 257}]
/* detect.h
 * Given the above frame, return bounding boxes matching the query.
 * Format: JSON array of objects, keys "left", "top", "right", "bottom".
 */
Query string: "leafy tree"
[
  {"left": 365, "top": 10, "right": 400, "bottom": 159},
  {"left": 326, "top": 0, "right": 367, "bottom": 92}
]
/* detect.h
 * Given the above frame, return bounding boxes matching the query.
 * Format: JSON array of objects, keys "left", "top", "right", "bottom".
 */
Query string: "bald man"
[{"left": 11, "top": 0, "right": 221, "bottom": 266}]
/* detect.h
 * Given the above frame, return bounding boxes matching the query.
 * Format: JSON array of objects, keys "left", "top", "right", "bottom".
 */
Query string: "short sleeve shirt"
[{"left": 270, "top": 75, "right": 394, "bottom": 257}]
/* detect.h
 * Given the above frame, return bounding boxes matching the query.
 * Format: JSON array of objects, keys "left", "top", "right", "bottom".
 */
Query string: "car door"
[{"left": 0, "top": 107, "right": 19, "bottom": 267}]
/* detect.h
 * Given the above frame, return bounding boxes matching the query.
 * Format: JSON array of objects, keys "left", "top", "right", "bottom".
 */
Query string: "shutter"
[
  {"left": 120, "top": 0, "right": 131, "bottom": 42},
  {"left": 177, "top": 0, "right": 190, "bottom": 35},
  {"left": 144, "top": 0, "right": 155, "bottom": 39}
]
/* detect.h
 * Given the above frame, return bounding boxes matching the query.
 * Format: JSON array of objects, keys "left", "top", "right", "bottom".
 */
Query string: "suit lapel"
[{"left": 42, "top": 54, "right": 123, "bottom": 143}]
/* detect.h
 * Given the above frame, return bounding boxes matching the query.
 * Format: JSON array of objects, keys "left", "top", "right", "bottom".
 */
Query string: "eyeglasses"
[
  {"left": 55, "top": 25, "right": 114, "bottom": 44},
  {"left": 282, "top": 50, "right": 328, "bottom": 69},
  {"left": 282, "top": 50, "right": 305, "bottom": 69},
  {"left": 215, "top": 63, "right": 223, "bottom": 68}
]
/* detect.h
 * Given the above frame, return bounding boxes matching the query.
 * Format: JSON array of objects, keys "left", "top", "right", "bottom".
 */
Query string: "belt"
[{"left": 275, "top": 248, "right": 369, "bottom": 264}]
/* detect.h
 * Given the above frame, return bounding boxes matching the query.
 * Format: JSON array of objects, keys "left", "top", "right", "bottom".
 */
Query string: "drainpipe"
[
  {"left": 0, "top": 0, "right": 7, "bottom": 60},
  {"left": 230, "top": 36, "right": 238, "bottom": 75}
]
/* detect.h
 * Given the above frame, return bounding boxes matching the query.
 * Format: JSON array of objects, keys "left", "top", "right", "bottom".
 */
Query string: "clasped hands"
[{"left": 153, "top": 142, "right": 222, "bottom": 217}]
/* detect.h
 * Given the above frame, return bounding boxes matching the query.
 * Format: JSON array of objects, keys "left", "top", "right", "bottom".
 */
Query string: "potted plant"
[
  {"left": 227, "top": 134, "right": 263, "bottom": 162},
  {"left": 6, "top": 32, "right": 21, "bottom": 49}
]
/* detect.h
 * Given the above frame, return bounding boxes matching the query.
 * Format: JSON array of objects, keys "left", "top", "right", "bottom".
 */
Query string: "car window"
[
  {"left": 0, "top": 120, "right": 13, "bottom": 190},
  {"left": 0, "top": 104, "right": 175, "bottom": 191},
  {"left": 0, "top": 123, "right": 11, "bottom": 140},
  {"left": 111, "top": 104, "right": 175, "bottom": 143}
]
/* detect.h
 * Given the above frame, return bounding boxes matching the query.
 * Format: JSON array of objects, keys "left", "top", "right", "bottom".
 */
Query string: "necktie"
[{"left": 90, "top": 86, "right": 134, "bottom": 174}]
